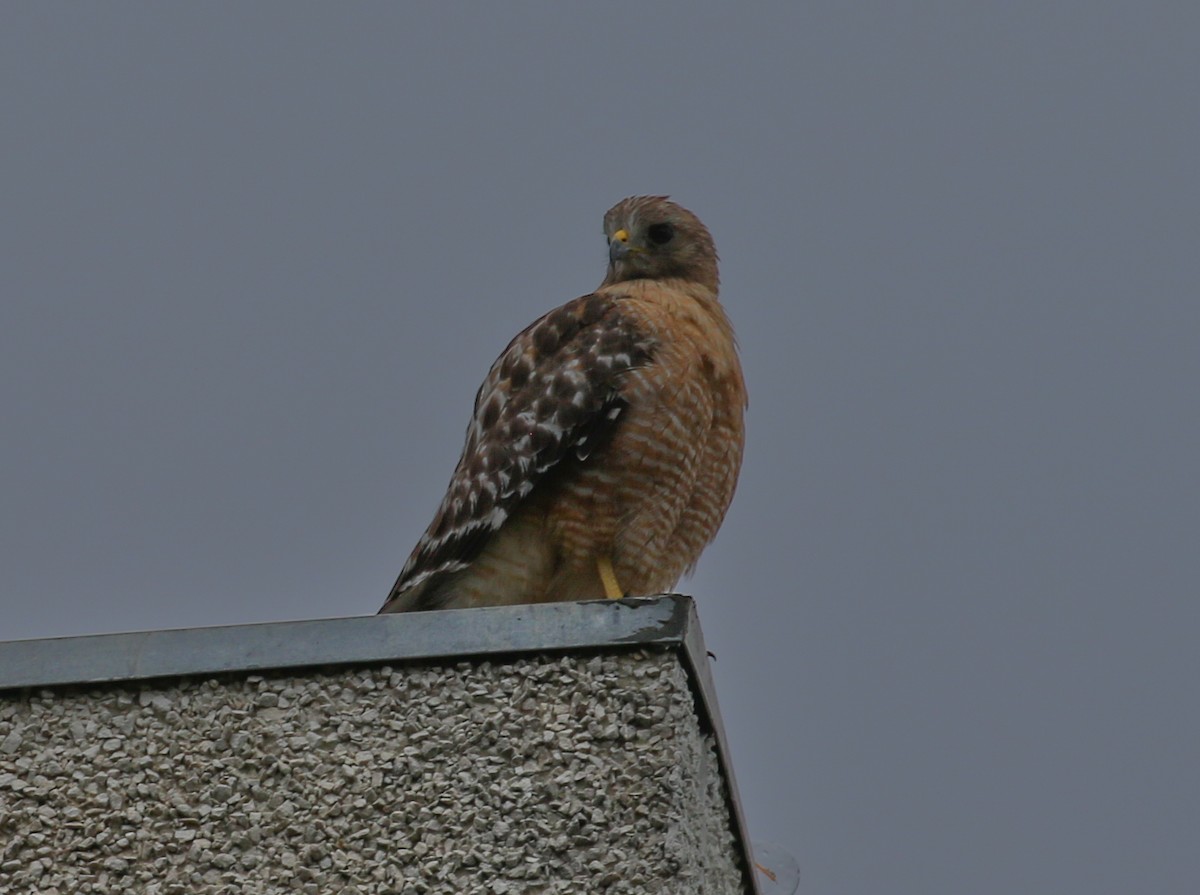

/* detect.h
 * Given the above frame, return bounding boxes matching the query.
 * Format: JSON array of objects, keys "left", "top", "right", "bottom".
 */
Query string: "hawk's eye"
[{"left": 646, "top": 223, "right": 675, "bottom": 246}]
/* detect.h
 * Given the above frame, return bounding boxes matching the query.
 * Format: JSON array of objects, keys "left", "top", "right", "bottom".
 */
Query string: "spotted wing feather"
[{"left": 384, "top": 293, "right": 655, "bottom": 608}]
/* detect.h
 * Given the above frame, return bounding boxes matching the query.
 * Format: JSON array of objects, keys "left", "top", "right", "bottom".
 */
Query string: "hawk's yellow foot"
[{"left": 597, "top": 557, "right": 624, "bottom": 600}]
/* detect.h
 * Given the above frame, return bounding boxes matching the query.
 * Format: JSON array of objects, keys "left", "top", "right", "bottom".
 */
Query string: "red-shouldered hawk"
[{"left": 380, "top": 196, "right": 746, "bottom": 613}]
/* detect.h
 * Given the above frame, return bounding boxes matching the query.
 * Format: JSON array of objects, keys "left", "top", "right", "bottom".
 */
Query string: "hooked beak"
[{"left": 609, "top": 228, "right": 636, "bottom": 264}]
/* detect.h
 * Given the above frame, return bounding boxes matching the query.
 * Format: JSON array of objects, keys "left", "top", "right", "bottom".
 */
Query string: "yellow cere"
[{"left": 612, "top": 229, "right": 630, "bottom": 243}]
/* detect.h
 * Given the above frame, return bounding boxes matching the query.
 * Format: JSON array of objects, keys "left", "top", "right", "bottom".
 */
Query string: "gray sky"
[{"left": 3, "top": 4, "right": 1198, "bottom": 892}]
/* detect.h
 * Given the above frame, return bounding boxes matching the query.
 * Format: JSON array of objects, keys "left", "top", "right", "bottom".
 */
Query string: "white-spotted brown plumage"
[{"left": 381, "top": 196, "right": 746, "bottom": 612}]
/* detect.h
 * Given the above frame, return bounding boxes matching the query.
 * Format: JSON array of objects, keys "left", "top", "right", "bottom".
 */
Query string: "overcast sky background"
[{"left": 3, "top": 4, "right": 1198, "bottom": 893}]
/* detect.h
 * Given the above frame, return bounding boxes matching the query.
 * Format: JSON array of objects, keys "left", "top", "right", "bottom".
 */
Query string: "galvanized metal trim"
[
  {"left": 675, "top": 598, "right": 763, "bottom": 895},
  {"left": 0, "top": 596, "right": 689, "bottom": 691}
]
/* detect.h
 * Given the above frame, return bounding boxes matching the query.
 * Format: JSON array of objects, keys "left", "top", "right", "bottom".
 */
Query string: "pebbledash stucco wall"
[{"left": 0, "top": 598, "right": 756, "bottom": 894}]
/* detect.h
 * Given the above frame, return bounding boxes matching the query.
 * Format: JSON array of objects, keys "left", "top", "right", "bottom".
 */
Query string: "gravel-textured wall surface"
[{"left": 0, "top": 650, "right": 746, "bottom": 894}]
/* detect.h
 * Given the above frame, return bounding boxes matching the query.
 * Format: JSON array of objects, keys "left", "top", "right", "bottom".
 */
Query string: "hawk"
[{"left": 380, "top": 196, "right": 746, "bottom": 613}]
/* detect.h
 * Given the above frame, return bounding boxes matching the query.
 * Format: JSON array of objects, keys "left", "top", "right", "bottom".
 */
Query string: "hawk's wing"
[{"left": 382, "top": 293, "right": 655, "bottom": 611}]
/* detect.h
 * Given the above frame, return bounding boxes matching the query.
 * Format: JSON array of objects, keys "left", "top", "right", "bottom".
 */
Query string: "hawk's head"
[{"left": 601, "top": 196, "right": 719, "bottom": 292}]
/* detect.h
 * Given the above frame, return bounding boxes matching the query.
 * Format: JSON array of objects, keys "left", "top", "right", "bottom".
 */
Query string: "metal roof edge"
[
  {"left": 676, "top": 598, "right": 764, "bottom": 895},
  {"left": 0, "top": 596, "right": 690, "bottom": 691}
]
